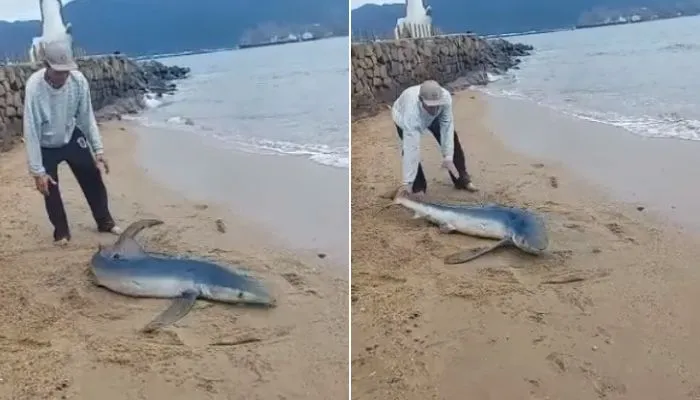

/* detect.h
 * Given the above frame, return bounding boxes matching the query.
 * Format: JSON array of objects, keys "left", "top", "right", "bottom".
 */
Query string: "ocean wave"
[
  {"left": 142, "top": 92, "right": 173, "bottom": 109},
  {"left": 478, "top": 86, "right": 700, "bottom": 141},
  {"left": 571, "top": 111, "right": 700, "bottom": 141},
  {"left": 133, "top": 113, "right": 348, "bottom": 168},
  {"left": 214, "top": 133, "right": 349, "bottom": 168}
]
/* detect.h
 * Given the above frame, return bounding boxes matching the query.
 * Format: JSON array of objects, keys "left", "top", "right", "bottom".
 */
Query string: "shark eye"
[{"left": 112, "top": 253, "right": 121, "bottom": 260}]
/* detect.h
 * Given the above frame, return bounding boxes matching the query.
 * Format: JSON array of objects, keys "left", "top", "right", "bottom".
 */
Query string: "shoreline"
[
  {"left": 351, "top": 89, "right": 700, "bottom": 399},
  {"left": 131, "top": 121, "right": 349, "bottom": 269},
  {"left": 484, "top": 93, "right": 700, "bottom": 234},
  {"left": 0, "top": 121, "right": 347, "bottom": 399}
]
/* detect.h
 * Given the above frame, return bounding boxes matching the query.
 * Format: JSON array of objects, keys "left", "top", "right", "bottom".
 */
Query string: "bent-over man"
[
  {"left": 23, "top": 39, "right": 122, "bottom": 245},
  {"left": 391, "top": 79, "right": 478, "bottom": 196}
]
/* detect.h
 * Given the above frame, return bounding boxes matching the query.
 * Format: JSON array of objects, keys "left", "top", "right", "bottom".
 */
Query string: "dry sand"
[
  {"left": 0, "top": 121, "right": 348, "bottom": 399},
  {"left": 351, "top": 90, "right": 700, "bottom": 399}
]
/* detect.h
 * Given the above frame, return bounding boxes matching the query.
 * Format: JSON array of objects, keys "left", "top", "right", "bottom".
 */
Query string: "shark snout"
[{"left": 511, "top": 231, "right": 549, "bottom": 255}]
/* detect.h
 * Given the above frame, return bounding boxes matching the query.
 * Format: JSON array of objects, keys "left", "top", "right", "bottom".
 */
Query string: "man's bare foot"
[
  {"left": 454, "top": 177, "right": 478, "bottom": 192},
  {"left": 54, "top": 238, "right": 69, "bottom": 247},
  {"left": 412, "top": 191, "right": 426, "bottom": 200}
]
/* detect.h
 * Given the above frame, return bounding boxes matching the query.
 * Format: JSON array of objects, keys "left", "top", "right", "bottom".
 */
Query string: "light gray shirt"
[
  {"left": 23, "top": 68, "right": 104, "bottom": 176},
  {"left": 391, "top": 84, "right": 455, "bottom": 185}
]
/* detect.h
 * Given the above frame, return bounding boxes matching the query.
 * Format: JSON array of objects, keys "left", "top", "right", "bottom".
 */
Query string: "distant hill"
[
  {"left": 0, "top": 0, "right": 348, "bottom": 59},
  {"left": 351, "top": 0, "right": 700, "bottom": 38}
]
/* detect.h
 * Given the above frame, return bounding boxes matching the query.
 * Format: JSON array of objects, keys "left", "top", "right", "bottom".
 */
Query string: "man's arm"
[
  {"left": 401, "top": 129, "right": 422, "bottom": 185},
  {"left": 74, "top": 73, "right": 104, "bottom": 154},
  {"left": 23, "top": 86, "right": 46, "bottom": 176},
  {"left": 438, "top": 94, "right": 455, "bottom": 161}
]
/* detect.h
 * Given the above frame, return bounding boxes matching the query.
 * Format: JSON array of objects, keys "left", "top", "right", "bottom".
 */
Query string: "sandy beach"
[
  {"left": 0, "top": 121, "right": 347, "bottom": 399},
  {"left": 133, "top": 123, "right": 349, "bottom": 267},
  {"left": 351, "top": 90, "right": 700, "bottom": 399}
]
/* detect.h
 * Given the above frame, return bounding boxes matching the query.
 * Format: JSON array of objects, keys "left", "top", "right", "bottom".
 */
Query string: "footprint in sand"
[
  {"left": 549, "top": 176, "right": 559, "bottom": 188},
  {"left": 141, "top": 329, "right": 185, "bottom": 346},
  {"left": 557, "top": 288, "right": 594, "bottom": 313},
  {"left": 604, "top": 222, "right": 638, "bottom": 244},
  {"left": 604, "top": 222, "right": 624, "bottom": 236},
  {"left": 477, "top": 267, "right": 520, "bottom": 284},
  {"left": 563, "top": 222, "right": 585, "bottom": 232},
  {"left": 545, "top": 352, "right": 568, "bottom": 373},
  {"left": 281, "top": 272, "right": 320, "bottom": 296}
]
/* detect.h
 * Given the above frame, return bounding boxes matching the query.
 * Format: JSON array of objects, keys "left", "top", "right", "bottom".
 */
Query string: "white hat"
[
  {"left": 42, "top": 39, "right": 78, "bottom": 71},
  {"left": 419, "top": 80, "right": 448, "bottom": 107}
]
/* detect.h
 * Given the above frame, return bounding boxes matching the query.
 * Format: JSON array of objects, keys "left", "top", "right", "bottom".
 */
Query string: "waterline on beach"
[
  {"left": 483, "top": 92, "right": 700, "bottom": 233},
  {"left": 132, "top": 123, "right": 349, "bottom": 268}
]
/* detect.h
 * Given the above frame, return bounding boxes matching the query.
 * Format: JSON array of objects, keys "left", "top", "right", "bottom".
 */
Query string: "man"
[
  {"left": 391, "top": 79, "right": 478, "bottom": 196},
  {"left": 23, "top": 39, "right": 122, "bottom": 246}
]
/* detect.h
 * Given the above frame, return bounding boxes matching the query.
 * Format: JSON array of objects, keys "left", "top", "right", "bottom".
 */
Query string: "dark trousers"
[
  {"left": 41, "top": 128, "right": 116, "bottom": 241},
  {"left": 396, "top": 119, "right": 471, "bottom": 193}
]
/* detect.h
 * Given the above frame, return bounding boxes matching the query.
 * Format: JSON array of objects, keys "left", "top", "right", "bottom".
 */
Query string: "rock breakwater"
[
  {"left": 351, "top": 35, "right": 533, "bottom": 120},
  {"left": 0, "top": 56, "right": 189, "bottom": 151}
]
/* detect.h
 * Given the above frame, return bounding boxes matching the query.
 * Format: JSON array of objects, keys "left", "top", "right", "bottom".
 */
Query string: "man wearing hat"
[
  {"left": 22, "top": 38, "right": 122, "bottom": 245},
  {"left": 391, "top": 79, "right": 478, "bottom": 197}
]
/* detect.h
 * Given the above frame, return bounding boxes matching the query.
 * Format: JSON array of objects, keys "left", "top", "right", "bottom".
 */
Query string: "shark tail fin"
[{"left": 113, "top": 219, "right": 164, "bottom": 248}]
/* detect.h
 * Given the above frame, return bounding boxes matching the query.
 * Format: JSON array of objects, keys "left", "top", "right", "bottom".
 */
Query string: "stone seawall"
[
  {"left": 0, "top": 56, "right": 189, "bottom": 152},
  {"left": 351, "top": 35, "right": 532, "bottom": 120}
]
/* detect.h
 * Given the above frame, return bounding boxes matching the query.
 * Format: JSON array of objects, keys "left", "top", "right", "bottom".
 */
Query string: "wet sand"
[
  {"left": 135, "top": 124, "right": 349, "bottom": 267},
  {"left": 0, "top": 121, "right": 347, "bottom": 399},
  {"left": 351, "top": 90, "right": 700, "bottom": 399},
  {"left": 486, "top": 94, "right": 700, "bottom": 233}
]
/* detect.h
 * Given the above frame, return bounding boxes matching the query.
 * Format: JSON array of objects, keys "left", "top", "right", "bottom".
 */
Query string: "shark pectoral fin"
[
  {"left": 443, "top": 239, "right": 510, "bottom": 265},
  {"left": 141, "top": 290, "right": 198, "bottom": 333},
  {"left": 438, "top": 222, "right": 455, "bottom": 234},
  {"left": 412, "top": 212, "right": 423, "bottom": 219}
]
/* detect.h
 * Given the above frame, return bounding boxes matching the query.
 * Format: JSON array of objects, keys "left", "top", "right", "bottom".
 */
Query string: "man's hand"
[
  {"left": 95, "top": 154, "right": 110, "bottom": 174},
  {"left": 34, "top": 174, "right": 56, "bottom": 196},
  {"left": 441, "top": 159, "right": 459, "bottom": 177}
]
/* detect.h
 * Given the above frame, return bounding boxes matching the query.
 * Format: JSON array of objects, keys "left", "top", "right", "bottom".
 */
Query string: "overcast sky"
[
  {"left": 0, "top": 0, "right": 75, "bottom": 22},
  {"left": 351, "top": 0, "right": 402, "bottom": 9},
  {"left": 1, "top": 0, "right": 394, "bottom": 20}
]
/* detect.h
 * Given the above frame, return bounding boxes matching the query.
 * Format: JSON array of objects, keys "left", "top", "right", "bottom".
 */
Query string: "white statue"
[
  {"left": 29, "top": 0, "right": 73, "bottom": 64},
  {"left": 394, "top": 0, "right": 433, "bottom": 39}
]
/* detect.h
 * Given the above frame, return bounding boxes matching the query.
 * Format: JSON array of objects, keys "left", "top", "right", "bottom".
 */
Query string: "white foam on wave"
[
  {"left": 226, "top": 135, "right": 349, "bottom": 168},
  {"left": 486, "top": 72, "right": 504, "bottom": 82},
  {"left": 165, "top": 116, "right": 195, "bottom": 125},
  {"left": 572, "top": 111, "right": 700, "bottom": 141},
  {"left": 134, "top": 113, "right": 349, "bottom": 169},
  {"left": 142, "top": 93, "right": 164, "bottom": 109},
  {"left": 478, "top": 85, "right": 700, "bottom": 141}
]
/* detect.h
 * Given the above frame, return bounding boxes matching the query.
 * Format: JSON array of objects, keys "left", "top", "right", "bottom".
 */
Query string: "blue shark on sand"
[
  {"left": 90, "top": 219, "right": 276, "bottom": 332},
  {"left": 389, "top": 190, "right": 549, "bottom": 264}
]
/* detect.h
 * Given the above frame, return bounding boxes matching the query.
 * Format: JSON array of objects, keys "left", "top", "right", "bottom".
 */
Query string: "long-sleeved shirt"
[
  {"left": 391, "top": 84, "right": 455, "bottom": 185},
  {"left": 23, "top": 68, "right": 104, "bottom": 176}
]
